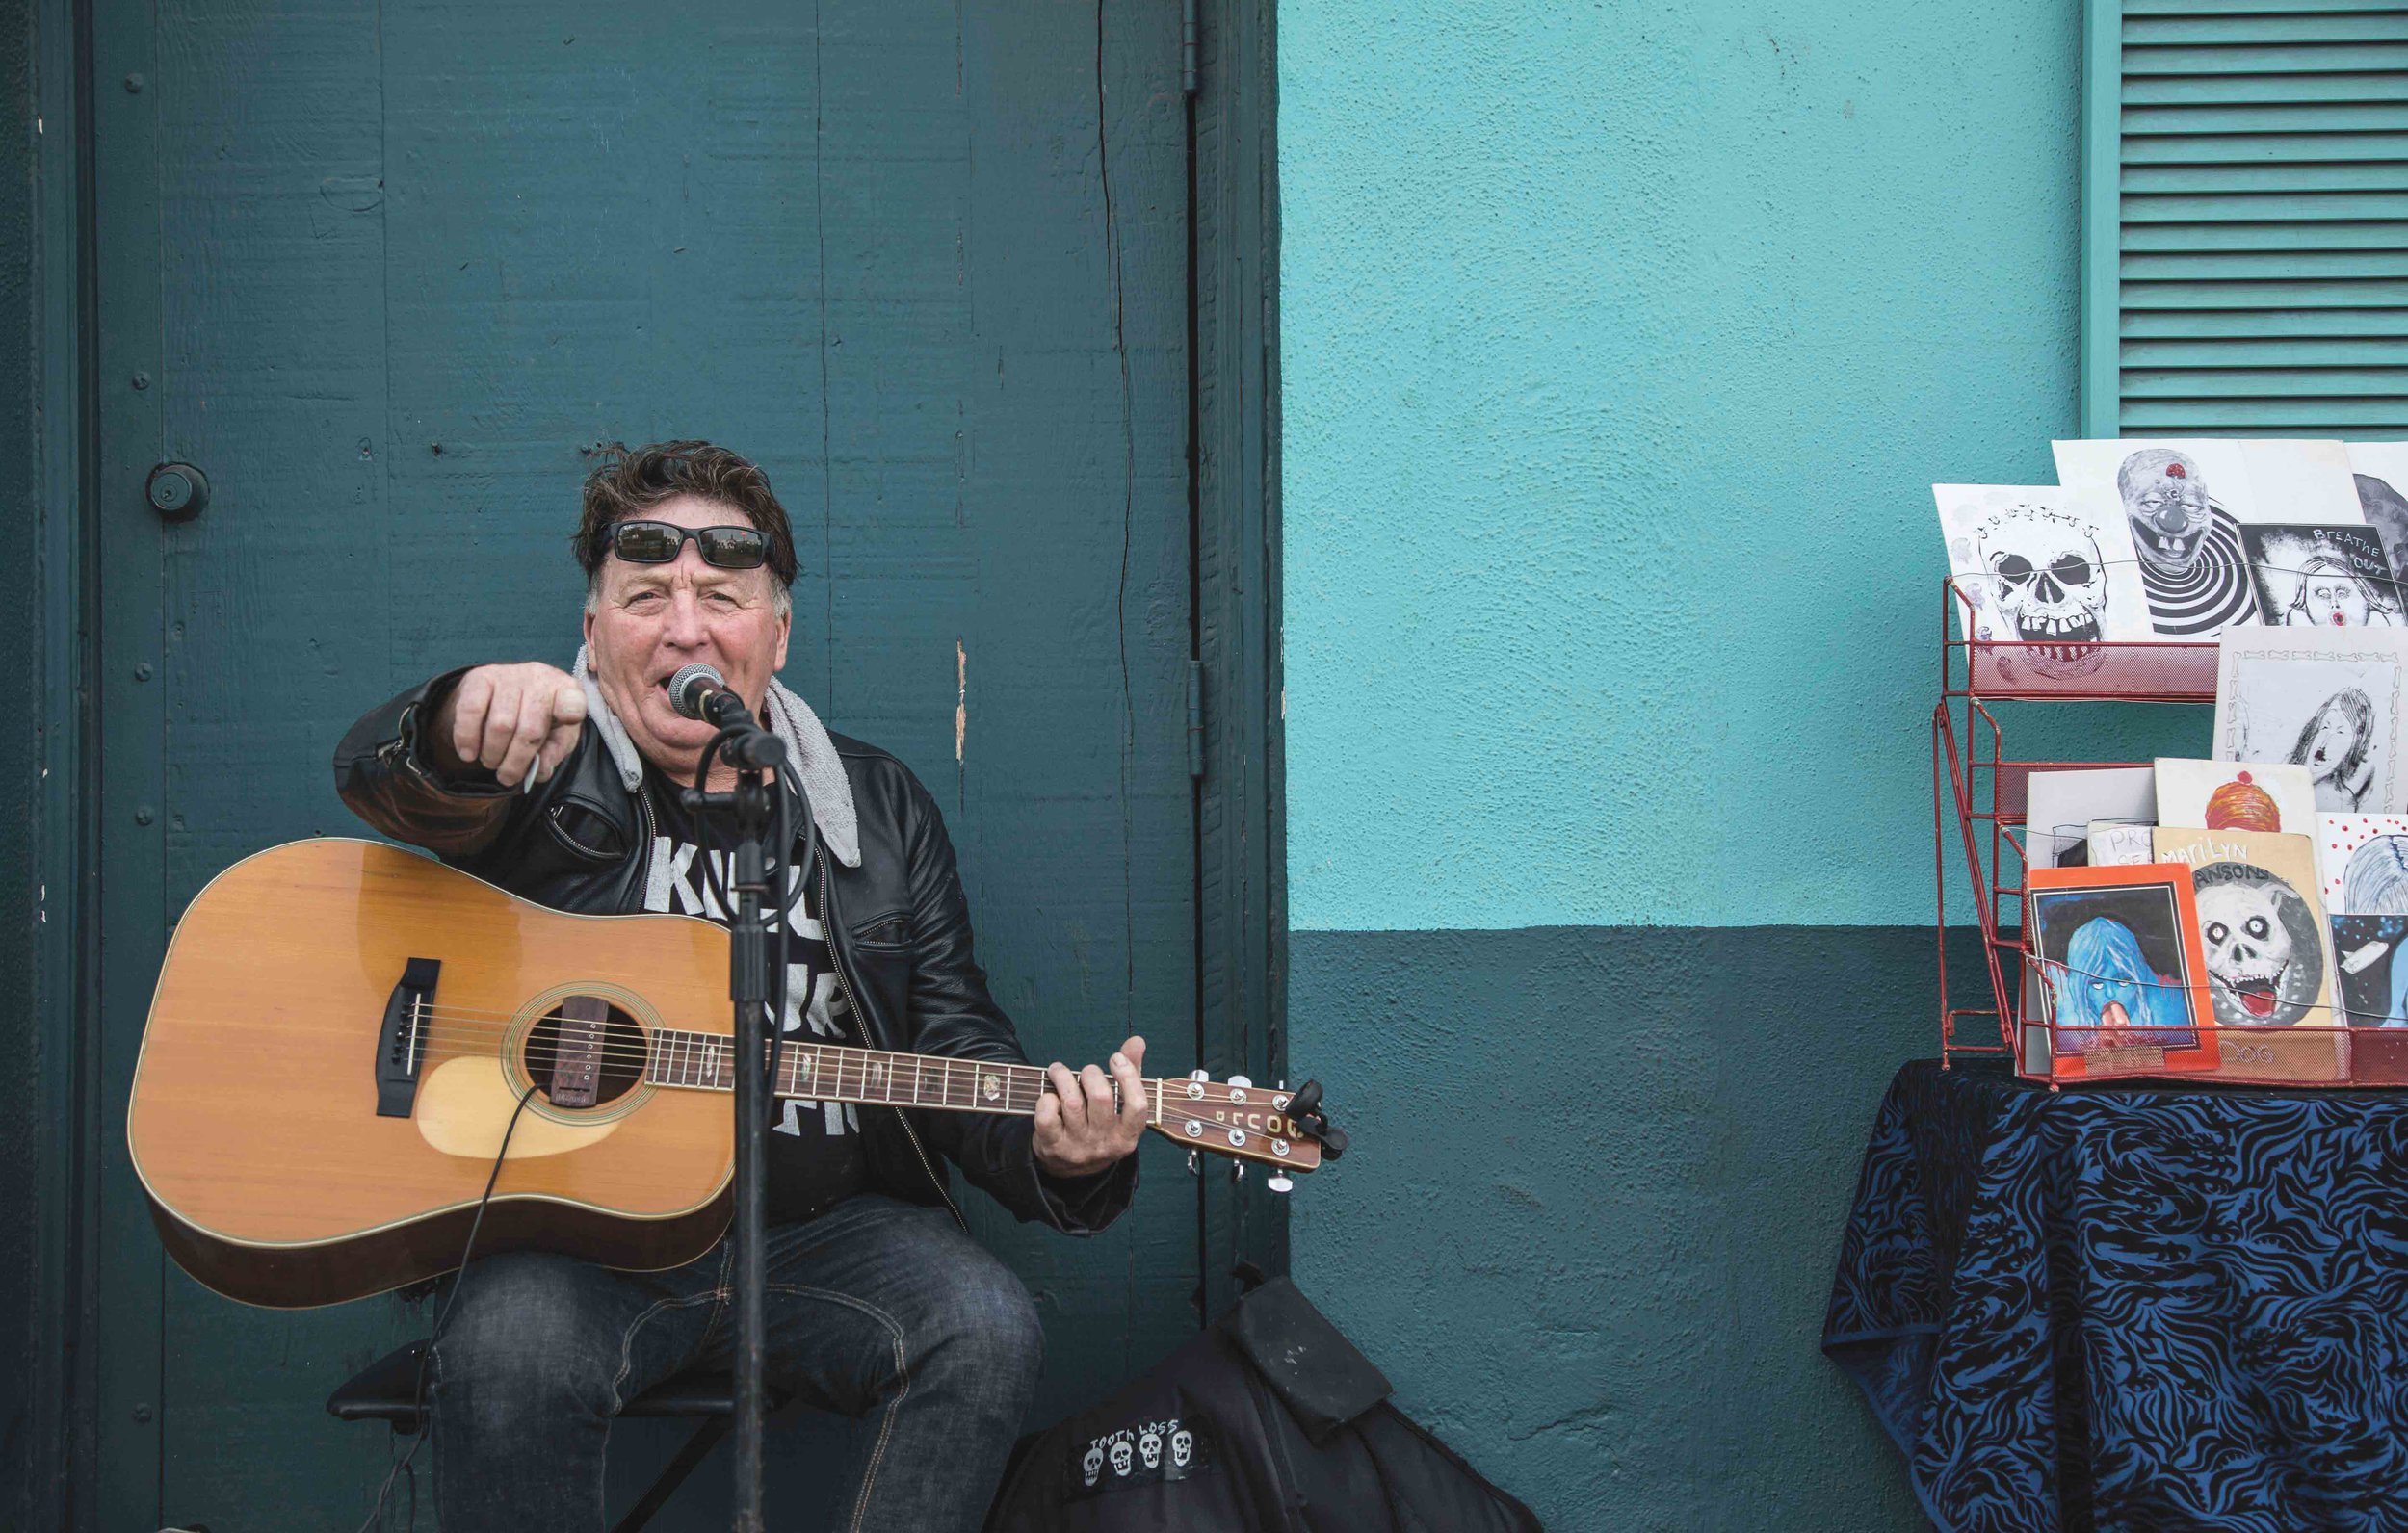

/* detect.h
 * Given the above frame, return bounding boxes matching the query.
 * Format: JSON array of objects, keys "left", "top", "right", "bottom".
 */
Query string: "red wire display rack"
[{"left": 1931, "top": 576, "right": 2408, "bottom": 1087}]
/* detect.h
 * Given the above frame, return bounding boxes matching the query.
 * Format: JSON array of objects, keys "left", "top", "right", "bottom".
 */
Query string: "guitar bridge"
[{"left": 375, "top": 957, "right": 440, "bottom": 1118}]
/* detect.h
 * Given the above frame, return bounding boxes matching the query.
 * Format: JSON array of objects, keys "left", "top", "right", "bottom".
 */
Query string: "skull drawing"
[
  {"left": 1139, "top": 1429, "right": 1163, "bottom": 1469},
  {"left": 1110, "top": 1439, "right": 1134, "bottom": 1477},
  {"left": 1977, "top": 508, "right": 2110, "bottom": 677},
  {"left": 2194, "top": 864, "right": 2316, "bottom": 1026},
  {"left": 1171, "top": 1428, "right": 1193, "bottom": 1468},
  {"left": 2118, "top": 448, "right": 2213, "bottom": 575},
  {"left": 1082, "top": 1443, "right": 1105, "bottom": 1489}
]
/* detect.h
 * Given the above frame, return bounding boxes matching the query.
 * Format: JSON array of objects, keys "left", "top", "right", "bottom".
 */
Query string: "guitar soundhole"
[{"left": 522, "top": 1000, "right": 647, "bottom": 1108}]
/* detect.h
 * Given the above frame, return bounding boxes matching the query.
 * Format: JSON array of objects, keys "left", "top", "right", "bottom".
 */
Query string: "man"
[{"left": 333, "top": 440, "right": 1147, "bottom": 1532}]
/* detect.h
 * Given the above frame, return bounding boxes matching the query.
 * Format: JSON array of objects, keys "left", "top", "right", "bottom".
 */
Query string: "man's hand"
[
  {"left": 1033, "top": 1035, "right": 1148, "bottom": 1178},
  {"left": 430, "top": 662, "right": 587, "bottom": 789}
]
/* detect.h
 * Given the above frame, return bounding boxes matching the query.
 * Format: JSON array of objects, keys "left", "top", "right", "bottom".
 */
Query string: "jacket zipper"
[{"left": 822, "top": 858, "right": 968, "bottom": 1234}]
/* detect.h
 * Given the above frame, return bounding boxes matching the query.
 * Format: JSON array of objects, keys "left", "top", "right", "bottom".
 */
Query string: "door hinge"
[
  {"left": 1182, "top": 0, "right": 1199, "bottom": 96},
  {"left": 1186, "top": 660, "right": 1205, "bottom": 779}
]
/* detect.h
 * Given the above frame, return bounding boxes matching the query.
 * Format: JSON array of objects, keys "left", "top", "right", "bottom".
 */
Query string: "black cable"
[{"left": 355, "top": 1082, "right": 542, "bottom": 1533}]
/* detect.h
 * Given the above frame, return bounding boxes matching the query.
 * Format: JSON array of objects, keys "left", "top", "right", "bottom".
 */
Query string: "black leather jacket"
[{"left": 332, "top": 666, "right": 1138, "bottom": 1236}]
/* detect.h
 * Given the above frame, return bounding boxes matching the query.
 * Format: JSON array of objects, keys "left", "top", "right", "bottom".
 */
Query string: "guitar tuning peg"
[
  {"left": 1186, "top": 1150, "right": 1200, "bottom": 1177},
  {"left": 1189, "top": 1069, "right": 1210, "bottom": 1083},
  {"left": 1230, "top": 1161, "right": 1246, "bottom": 1182},
  {"left": 1267, "top": 1172, "right": 1294, "bottom": 1194},
  {"left": 1227, "top": 1074, "right": 1252, "bottom": 1090}
]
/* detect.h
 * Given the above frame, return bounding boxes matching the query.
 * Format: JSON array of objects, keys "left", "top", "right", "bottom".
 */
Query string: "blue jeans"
[{"left": 429, "top": 1194, "right": 1043, "bottom": 1533}]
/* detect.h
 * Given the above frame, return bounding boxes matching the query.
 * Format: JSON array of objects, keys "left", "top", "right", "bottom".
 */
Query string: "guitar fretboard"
[{"left": 641, "top": 1027, "right": 1139, "bottom": 1121}]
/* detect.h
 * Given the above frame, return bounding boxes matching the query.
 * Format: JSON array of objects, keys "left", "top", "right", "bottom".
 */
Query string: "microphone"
[
  {"left": 667, "top": 663, "right": 743, "bottom": 726},
  {"left": 667, "top": 663, "right": 787, "bottom": 767}
]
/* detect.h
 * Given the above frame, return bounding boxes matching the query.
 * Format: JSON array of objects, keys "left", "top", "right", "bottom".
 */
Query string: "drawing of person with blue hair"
[
  {"left": 2056, "top": 915, "right": 2197, "bottom": 1052},
  {"left": 2337, "top": 836, "right": 2408, "bottom": 1026}
]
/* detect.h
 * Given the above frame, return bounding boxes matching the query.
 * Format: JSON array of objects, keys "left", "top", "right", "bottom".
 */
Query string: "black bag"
[{"left": 984, "top": 1278, "right": 1543, "bottom": 1533}]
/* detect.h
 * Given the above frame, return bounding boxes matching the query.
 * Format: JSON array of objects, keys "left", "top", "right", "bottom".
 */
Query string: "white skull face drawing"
[
  {"left": 1139, "top": 1429, "right": 1163, "bottom": 1469},
  {"left": 2197, "top": 878, "right": 2296, "bottom": 1022},
  {"left": 1978, "top": 511, "right": 2109, "bottom": 646},
  {"left": 1110, "top": 1439, "right": 1133, "bottom": 1477},
  {"left": 1082, "top": 1443, "right": 1105, "bottom": 1489},
  {"left": 1171, "top": 1428, "right": 1193, "bottom": 1468}
]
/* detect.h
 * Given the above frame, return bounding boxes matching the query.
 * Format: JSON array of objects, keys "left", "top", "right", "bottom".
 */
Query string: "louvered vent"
[{"left": 2114, "top": 0, "right": 2408, "bottom": 435}]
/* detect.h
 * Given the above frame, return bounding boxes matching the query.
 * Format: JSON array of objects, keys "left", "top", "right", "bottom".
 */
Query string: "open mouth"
[
  {"left": 2136, "top": 525, "right": 2200, "bottom": 567},
  {"left": 2234, "top": 979, "right": 2281, "bottom": 1020},
  {"left": 2013, "top": 611, "right": 2103, "bottom": 667},
  {"left": 2014, "top": 611, "right": 2102, "bottom": 644}
]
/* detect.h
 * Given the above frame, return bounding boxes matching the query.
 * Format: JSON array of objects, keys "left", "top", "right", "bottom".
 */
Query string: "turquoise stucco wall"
[
  {"left": 1283, "top": 0, "right": 2125, "bottom": 934},
  {"left": 1279, "top": 0, "right": 2119, "bottom": 1527}
]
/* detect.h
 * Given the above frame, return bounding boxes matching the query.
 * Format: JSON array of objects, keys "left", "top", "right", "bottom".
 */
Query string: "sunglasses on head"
[{"left": 603, "top": 519, "right": 770, "bottom": 571}]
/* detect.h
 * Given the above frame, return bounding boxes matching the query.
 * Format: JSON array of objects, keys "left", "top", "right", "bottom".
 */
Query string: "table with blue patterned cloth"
[{"left": 1823, "top": 1057, "right": 2408, "bottom": 1533}]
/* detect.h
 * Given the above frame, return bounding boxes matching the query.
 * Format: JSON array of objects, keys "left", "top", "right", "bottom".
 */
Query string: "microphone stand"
[{"left": 681, "top": 704, "right": 792, "bottom": 1533}]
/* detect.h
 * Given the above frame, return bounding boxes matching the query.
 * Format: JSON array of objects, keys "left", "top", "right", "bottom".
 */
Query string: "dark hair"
[
  {"left": 2290, "top": 686, "right": 2375, "bottom": 792},
  {"left": 573, "top": 439, "right": 799, "bottom": 594}
]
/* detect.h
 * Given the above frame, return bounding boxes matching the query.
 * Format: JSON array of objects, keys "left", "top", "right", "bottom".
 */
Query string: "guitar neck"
[{"left": 642, "top": 1027, "right": 1143, "bottom": 1122}]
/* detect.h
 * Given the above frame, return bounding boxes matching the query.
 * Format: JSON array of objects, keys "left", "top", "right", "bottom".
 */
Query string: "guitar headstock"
[{"left": 1144, "top": 1072, "right": 1344, "bottom": 1189}]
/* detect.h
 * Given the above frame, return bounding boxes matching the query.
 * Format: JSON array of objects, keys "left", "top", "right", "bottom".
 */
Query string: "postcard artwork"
[
  {"left": 2334, "top": 914, "right": 2408, "bottom": 1029},
  {"left": 2023, "top": 765, "right": 2157, "bottom": 869},
  {"left": 2313, "top": 813, "right": 2408, "bottom": 913},
  {"left": 2214, "top": 630, "right": 2408, "bottom": 813},
  {"left": 2152, "top": 828, "right": 2334, "bottom": 1027},
  {"left": 1934, "top": 484, "right": 2151, "bottom": 650},
  {"left": 2154, "top": 827, "right": 2351, "bottom": 1082},
  {"left": 2055, "top": 439, "right": 2264, "bottom": 636},
  {"left": 2320, "top": 806, "right": 2408, "bottom": 1029},
  {"left": 2154, "top": 757, "right": 2317, "bottom": 835},
  {"left": 2238, "top": 524, "right": 2404, "bottom": 629},
  {"left": 2026, "top": 864, "right": 2218, "bottom": 1078},
  {"left": 2088, "top": 821, "right": 2156, "bottom": 867},
  {"left": 2347, "top": 442, "right": 2408, "bottom": 586}
]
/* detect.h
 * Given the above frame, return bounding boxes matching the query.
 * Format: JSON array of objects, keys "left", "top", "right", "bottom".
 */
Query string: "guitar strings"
[
  {"left": 340, "top": 1013, "right": 1222, "bottom": 1112},
  {"left": 340, "top": 1004, "right": 1192, "bottom": 1086}
]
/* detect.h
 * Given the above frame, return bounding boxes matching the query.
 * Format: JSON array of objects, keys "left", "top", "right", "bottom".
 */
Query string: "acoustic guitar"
[{"left": 127, "top": 839, "right": 1330, "bottom": 1308}]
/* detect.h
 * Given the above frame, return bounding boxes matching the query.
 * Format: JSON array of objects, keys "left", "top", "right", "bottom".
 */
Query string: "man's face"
[{"left": 583, "top": 493, "right": 790, "bottom": 783}]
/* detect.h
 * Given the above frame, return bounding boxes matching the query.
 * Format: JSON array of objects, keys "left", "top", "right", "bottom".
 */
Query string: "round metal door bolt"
[
  {"left": 135, "top": 806, "right": 155, "bottom": 826},
  {"left": 133, "top": 663, "right": 152, "bottom": 681},
  {"left": 146, "top": 461, "right": 209, "bottom": 521},
  {"left": 130, "top": 371, "right": 149, "bottom": 390},
  {"left": 122, "top": 73, "right": 144, "bottom": 93},
  {"left": 132, "top": 1403, "right": 152, "bottom": 1422}
]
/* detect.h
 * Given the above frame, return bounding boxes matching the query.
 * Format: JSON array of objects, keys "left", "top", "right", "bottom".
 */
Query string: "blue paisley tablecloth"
[{"left": 1824, "top": 1058, "right": 2408, "bottom": 1533}]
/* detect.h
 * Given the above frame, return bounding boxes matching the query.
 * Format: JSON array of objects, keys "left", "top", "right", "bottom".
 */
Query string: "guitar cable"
[
  {"left": 358, "top": 740, "right": 801, "bottom": 1533},
  {"left": 355, "top": 1080, "right": 543, "bottom": 1533}
]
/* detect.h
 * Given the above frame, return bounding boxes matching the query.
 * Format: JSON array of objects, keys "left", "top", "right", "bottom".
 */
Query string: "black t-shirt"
[{"left": 640, "top": 763, "right": 867, "bottom": 1225}]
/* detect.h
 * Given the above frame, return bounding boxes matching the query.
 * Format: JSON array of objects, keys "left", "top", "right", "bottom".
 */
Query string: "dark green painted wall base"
[{"left": 1290, "top": 925, "right": 1974, "bottom": 1532}]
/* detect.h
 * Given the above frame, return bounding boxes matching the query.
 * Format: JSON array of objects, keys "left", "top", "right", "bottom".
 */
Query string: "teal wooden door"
[{"left": 89, "top": 2, "right": 1195, "bottom": 1526}]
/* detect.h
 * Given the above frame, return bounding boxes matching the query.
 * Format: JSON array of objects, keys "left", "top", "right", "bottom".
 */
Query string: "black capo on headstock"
[{"left": 1287, "top": 1078, "right": 1347, "bottom": 1161}]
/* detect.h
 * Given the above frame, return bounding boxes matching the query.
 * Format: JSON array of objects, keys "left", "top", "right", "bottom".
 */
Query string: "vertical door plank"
[
  {"left": 148, "top": 0, "right": 424, "bottom": 1520},
  {"left": 92, "top": 0, "right": 169, "bottom": 1524},
  {"left": 949, "top": 0, "right": 1197, "bottom": 1414}
]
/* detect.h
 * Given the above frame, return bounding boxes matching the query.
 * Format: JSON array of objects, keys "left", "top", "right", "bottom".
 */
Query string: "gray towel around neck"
[{"left": 570, "top": 646, "right": 861, "bottom": 868}]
